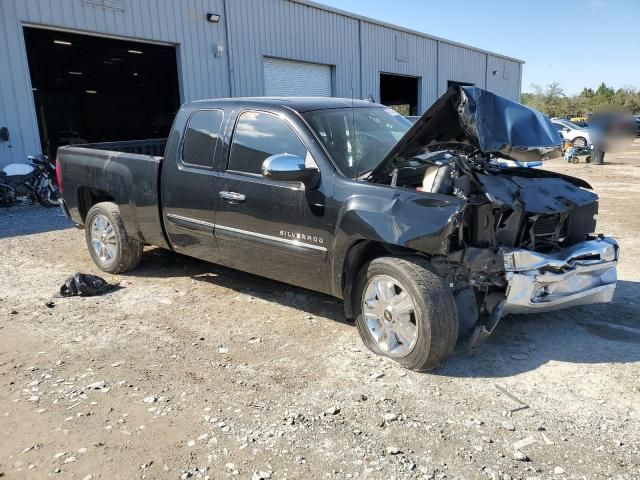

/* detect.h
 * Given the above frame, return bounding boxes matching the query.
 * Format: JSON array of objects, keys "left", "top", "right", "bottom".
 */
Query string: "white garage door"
[{"left": 263, "top": 58, "right": 332, "bottom": 97}]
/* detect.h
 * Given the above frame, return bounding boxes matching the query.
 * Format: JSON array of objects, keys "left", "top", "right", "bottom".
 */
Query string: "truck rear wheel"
[
  {"left": 85, "top": 202, "right": 143, "bottom": 274},
  {"left": 353, "top": 256, "right": 458, "bottom": 371}
]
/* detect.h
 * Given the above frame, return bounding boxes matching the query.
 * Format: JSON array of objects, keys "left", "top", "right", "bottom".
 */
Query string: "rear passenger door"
[
  {"left": 162, "top": 109, "right": 224, "bottom": 263},
  {"left": 213, "top": 110, "right": 332, "bottom": 293}
]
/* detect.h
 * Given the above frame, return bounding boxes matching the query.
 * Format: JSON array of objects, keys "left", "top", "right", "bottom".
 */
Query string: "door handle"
[{"left": 219, "top": 191, "right": 246, "bottom": 202}]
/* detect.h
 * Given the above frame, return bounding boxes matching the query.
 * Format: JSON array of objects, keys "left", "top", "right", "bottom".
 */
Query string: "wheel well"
[
  {"left": 341, "top": 240, "right": 421, "bottom": 319},
  {"left": 76, "top": 187, "right": 116, "bottom": 223}
]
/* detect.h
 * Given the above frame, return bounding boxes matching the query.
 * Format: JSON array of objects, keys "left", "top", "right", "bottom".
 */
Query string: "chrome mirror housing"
[{"left": 261, "top": 154, "right": 319, "bottom": 187}]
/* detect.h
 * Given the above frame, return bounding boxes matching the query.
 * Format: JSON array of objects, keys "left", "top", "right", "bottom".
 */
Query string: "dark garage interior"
[
  {"left": 380, "top": 73, "right": 419, "bottom": 116},
  {"left": 23, "top": 27, "right": 181, "bottom": 157}
]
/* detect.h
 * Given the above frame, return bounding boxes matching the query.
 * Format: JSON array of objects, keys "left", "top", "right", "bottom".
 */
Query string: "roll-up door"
[{"left": 263, "top": 58, "right": 332, "bottom": 97}]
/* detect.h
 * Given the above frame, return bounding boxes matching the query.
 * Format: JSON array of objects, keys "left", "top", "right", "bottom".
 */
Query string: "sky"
[{"left": 317, "top": 0, "right": 640, "bottom": 95}]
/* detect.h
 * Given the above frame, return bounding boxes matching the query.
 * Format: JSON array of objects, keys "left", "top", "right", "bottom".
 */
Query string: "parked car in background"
[
  {"left": 551, "top": 118, "right": 592, "bottom": 147},
  {"left": 569, "top": 116, "right": 589, "bottom": 128},
  {"left": 635, "top": 115, "right": 640, "bottom": 136}
]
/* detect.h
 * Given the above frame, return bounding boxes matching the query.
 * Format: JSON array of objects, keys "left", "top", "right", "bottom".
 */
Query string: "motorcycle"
[{"left": 0, "top": 154, "right": 60, "bottom": 208}]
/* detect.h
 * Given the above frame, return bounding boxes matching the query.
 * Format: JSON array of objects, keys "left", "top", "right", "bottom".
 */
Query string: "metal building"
[{"left": 0, "top": 0, "right": 524, "bottom": 167}]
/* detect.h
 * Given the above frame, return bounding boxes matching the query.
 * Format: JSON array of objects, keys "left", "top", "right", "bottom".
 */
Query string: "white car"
[{"left": 551, "top": 119, "right": 591, "bottom": 147}]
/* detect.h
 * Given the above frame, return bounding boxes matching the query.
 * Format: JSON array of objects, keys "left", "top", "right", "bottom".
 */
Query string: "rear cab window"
[
  {"left": 182, "top": 109, "right": 224, "bottom": 168},
  {"left": 227, "top": 110, "right": 309, "bottom": 175}
]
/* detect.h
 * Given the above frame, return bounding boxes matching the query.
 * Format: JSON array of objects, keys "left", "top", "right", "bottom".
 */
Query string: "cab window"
[
  {"left": 182, "top": 109, "right": 224, "bottom": 168},
  {"left": 228, "top": 111, "right": 307, "bottom": 175}
]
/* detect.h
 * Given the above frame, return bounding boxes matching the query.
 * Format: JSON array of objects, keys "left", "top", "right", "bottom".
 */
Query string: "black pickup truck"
[{"left": 57, "top": 86, "right": 619, "bottom": 371}]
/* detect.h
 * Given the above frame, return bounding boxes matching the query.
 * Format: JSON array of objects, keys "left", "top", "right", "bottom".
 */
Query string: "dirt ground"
[{"left": 1, "top": 142, "right": 639, "bottom": 480}]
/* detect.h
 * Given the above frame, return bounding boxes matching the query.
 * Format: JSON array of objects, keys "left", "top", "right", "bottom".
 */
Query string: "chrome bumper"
[{"left": 501, "top": 238, "right": 619, "bottom": 314}]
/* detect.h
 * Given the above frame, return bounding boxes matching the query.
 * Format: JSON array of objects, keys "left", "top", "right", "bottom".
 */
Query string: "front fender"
[{"left": 330, "top": 179, "right": 465, "bottom": 298}]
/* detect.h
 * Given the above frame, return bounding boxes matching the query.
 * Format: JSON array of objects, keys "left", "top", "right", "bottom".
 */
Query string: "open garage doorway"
[
  {"left": 380, "top": 73, "right": 420, "bottom": 116},
  {"left": 23, "top": 26, "right": 181, "bottom": 157}
]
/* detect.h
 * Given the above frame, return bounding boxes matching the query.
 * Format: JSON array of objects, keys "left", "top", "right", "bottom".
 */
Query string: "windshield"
[
  {"left": 304, "top": 107, "right": 412, "bottom": 178},
  {"left": 558, "top": 120, "right": 585, "bottom": 130}
]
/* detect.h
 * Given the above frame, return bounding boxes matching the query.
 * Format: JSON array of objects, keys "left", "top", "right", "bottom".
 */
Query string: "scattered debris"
[
  {"left": 86, "top": 380, "right": 110, "bottom": 392},
  {"left": 541, "top": 432, "right": 554, "bottom": 445},
  {"left": 513, "top": 436, "right": 536, "bottom": 453},
  {"left": 251, "top": 471, "right": 272, "bottom": 480},
  {"left": 383, "top": 413, "right": 399, "bottom": 423},
  {"left": 513, "top": 450, "right": 529, "bottom": 461},
  {"left": 501, "top": 420, "right": 516, "bottom": 431},
  {"left": 495, "top": 384, "right": 529, "bottom": 413},
  {"left": 324, "top": 406, "right": 340, "bottom": 416}
]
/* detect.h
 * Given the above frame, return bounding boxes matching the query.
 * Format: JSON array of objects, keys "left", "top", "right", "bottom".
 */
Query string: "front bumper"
[{"left": 501, "top": 237, "right": 619, "bottom": 314}]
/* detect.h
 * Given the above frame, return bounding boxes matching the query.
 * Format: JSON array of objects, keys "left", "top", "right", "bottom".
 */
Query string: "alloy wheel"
[
  {"left": 90, "top": 214, "right": 117, "bottom": 262},
  {"left": 362, "top": 275, "right": 418, "bottom": 357}
]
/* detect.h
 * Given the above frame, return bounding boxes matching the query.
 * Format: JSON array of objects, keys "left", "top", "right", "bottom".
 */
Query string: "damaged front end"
[
  {"left": 502, "top": 237, "right": 618, "bottom": 314},
  {"left": 369, "top": 85, "right": 620, "bottom": 346}
]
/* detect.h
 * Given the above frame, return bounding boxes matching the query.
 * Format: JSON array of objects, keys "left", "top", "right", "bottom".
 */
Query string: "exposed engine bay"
[
  {"left": 368, "top": 86, "right": 619, "bottom": 346},
  {"left": 390, "top": 149, "right": 598, "bottom": 253}
]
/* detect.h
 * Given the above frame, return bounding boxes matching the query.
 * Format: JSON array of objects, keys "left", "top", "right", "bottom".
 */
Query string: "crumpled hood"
[{"left": 372, "top": 85, "right": 563, "bottom": 180}]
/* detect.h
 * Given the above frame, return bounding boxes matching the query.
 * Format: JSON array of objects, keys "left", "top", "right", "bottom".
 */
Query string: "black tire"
[
  {"left": 85, "top": 202, "right": 143, "bottom": 273},
  {"left": 585, "top": 156, "right": 592, "bottom": 163},
  {"left": 353, "top": 256, "right": 458, "bottom": 371},
  {"left": 570, "top": 156, "right": 580, "bottom": 164},
  {"left": 572, "top": 137, "right": 587, "bottom": 148},
  {"left": 37, "top": 185, "right": 60, "bottom": 208}
]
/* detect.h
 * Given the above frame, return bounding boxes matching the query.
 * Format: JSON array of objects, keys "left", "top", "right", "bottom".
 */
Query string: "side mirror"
[
  {"left": 563, "top": 128, "right": 570, "bottom": 132},
  {"left": 262, "top": 154, "right": 319, "bottom": 187}
]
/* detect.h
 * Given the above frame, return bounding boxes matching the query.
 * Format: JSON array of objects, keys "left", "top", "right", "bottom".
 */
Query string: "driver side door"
[{"left": 213, "top": 110, "right": 332, "bottom": 293}]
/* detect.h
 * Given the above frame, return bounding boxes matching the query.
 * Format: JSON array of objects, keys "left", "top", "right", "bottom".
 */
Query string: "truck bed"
[{"left": 57, "top": 139, "right": 169, "bottom": 249}]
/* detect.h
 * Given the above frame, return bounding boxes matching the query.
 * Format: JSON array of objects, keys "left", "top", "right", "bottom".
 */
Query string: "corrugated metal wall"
[
  {"left": 0, "top": 0, "right": 230, "bottom": 166},
  {"left": 0, "top": 0, "right": 523, "bottom": 167},
  {"left": 437, "top": 42, "right": 488, "bottom": 91},
  {"left": 486, "top": 54, "right": 522, "bottom": 100},
  {"left": 360, "top": 22, "right": 438, "bottom": 110},
  {"left": 224, "top": 0, "right": 360, "bottom": 98}
]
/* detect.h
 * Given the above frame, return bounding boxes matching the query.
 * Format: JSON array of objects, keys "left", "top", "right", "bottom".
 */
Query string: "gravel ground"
[{"left": 1, "top": 142, "right": 639, "bottom": 480}]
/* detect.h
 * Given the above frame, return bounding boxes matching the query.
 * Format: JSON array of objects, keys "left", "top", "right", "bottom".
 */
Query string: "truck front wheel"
[
  {"left": 85, "top": 202, "right": 143, "bottom": 274},
  {"left": 353, "top": 256, "right": 458, "bottom": 371}
]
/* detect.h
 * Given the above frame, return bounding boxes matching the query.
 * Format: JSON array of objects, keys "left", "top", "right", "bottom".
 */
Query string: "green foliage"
[{"left": 521, "top": 82, "right": 640, "bottom": 116}]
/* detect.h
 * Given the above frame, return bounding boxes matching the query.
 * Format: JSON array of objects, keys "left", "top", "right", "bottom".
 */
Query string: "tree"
[
  {"left": 522, "top": 82, "right": 568, "bottom": 117},
  {"left": 522, "top": 82, "right": 640, "bottom": 116}
]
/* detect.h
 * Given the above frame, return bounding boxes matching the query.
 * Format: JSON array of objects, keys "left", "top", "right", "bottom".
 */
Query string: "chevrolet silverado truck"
[{"left": 57, "top": 86, "right": 619, "bottom": 371}]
